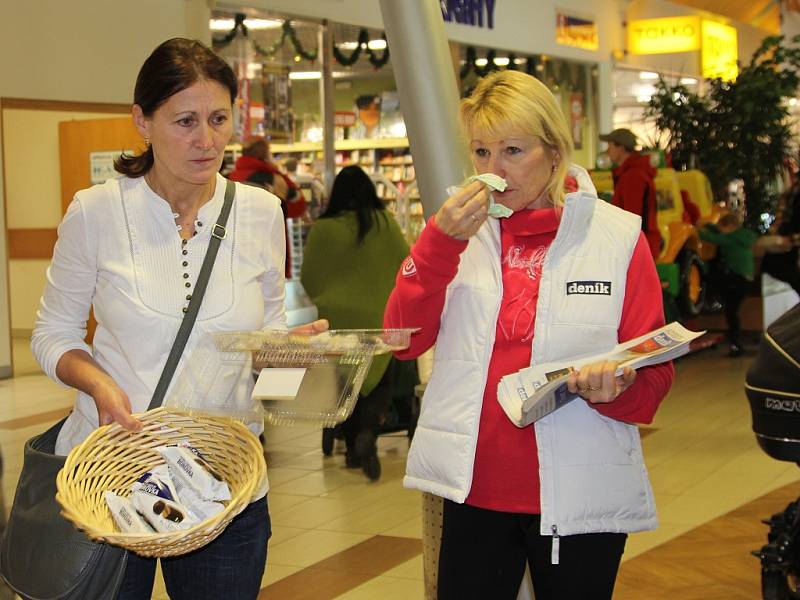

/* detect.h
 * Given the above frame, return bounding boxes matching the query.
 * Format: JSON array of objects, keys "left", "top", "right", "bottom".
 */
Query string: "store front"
[
  {"left": 611, "top": 1, "right": 769, "bottom": 149},
  {"left": 208, "top": 0, "right": 622, "bottom": 243}
]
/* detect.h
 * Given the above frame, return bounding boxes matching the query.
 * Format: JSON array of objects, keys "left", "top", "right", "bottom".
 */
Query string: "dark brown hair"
[
  {"left": 115, "top": 38, "right": 237, "bottom": 177},
  {"left": 320, "top": 165, "right": 386, "bottom": 244}
]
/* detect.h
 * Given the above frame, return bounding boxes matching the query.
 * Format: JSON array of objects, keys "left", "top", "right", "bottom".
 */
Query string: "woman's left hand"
[
  {"left": 289, "top": 319, "right": 329, "bottom": 335},
  {"left": 566, "top": 360, "right": 636, "bottom": 404}
]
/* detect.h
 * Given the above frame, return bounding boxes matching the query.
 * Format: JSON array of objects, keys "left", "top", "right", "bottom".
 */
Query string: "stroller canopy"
[{"left": 746, "top": 303, "right": 800, "bottom": 462}]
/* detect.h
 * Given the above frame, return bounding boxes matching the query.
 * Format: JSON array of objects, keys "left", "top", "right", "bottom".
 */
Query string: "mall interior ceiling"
[{"left": 671, "top": 0, "right": 779, "bottom": 33}]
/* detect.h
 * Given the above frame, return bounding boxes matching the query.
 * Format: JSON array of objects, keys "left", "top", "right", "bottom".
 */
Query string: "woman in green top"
[{"left": 301, "top": 165, "right": 410, "bottom": 480}]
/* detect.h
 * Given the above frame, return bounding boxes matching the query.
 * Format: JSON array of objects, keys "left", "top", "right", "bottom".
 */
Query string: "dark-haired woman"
[
  {"left": 301, "top": 165, "right": 410, "bottom": 480},
  {"left": 31, "top": 38, "right": 325, "bottom": 599}
]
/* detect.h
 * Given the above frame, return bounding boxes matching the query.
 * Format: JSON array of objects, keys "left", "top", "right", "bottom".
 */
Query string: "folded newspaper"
[{"left": 497, "top": 322, "right": 704, "bottom": 427}]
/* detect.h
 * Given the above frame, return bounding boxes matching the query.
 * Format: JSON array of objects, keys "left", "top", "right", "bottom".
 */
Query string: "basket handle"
[{"left": 148, "top": 179, "right": 235, "bottom": 411}]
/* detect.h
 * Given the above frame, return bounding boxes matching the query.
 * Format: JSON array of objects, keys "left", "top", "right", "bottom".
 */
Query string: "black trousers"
[
  {"left": 716, "top": 271, "right": 749, "bottom": 346},
  {"left": 438, "top": 500, "right": 627, "bottom": 600},
  {"left": 341, "top": 363, "right": 394, "bottom": 456}
]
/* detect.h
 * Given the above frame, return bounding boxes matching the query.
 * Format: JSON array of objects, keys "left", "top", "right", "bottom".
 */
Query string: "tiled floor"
[{"left": 1, "top": 336, "right": 795, "bottom": 598}]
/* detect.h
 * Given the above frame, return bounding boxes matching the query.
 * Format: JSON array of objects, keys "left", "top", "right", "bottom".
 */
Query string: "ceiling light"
[
  {"left": 639, "top": 71, "right": 659, "bottom": 80},
  {"left": 680, "top": 77, "right": 698, "bottom": 85},
  {"left": 338, "top": 39, "right": 388, "bottom": 51},
  {"left": 288, "top": 71, "right": 357, "bottom": 80},
  {"left": 210, "top": 18, "right": 283, "bottom": 31},
  {"left": 290, "top": 71, "right": 321, "bottom": 80}
]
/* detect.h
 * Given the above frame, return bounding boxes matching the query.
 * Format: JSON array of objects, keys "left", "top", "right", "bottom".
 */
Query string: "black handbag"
[{"left": 0, "top": 179, "right": 235, "bottom": 600}]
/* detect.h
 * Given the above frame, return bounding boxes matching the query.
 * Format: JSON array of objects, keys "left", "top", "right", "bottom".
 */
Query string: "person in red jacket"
[
  {"left": 228, "top": 137, "right": 306, "bottom": 219},
  {"left": 600, "top": 128, "right": 662, "bottom": 258},
  {"left": 228, "top": 137, "right": 307, "bottom": 278}
]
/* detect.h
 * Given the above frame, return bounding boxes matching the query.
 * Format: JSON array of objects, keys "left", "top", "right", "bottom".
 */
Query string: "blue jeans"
[{"left": 116, "top": 496, "right": 271, "bottom": 600}]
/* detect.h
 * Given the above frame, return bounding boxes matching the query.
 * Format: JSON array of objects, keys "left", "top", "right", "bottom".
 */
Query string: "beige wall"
[
  {"left": 0, "top": 0, "right": 212, "bottom": 373},
  {"left": 9, "top": 261, "right": 50, "bottom": 336},
  {"left": 0, "top": 0, "right": 212, "bottom": 104},
  {"left": 4, "top": 109, "right": 128, "bottom": 230},
  {"left": 3, "top": 109, "right": 129, "bottom": 332}
]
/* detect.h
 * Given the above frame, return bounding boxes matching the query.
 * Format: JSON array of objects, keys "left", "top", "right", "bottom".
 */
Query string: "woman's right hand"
[
  {"left": 434, "top": 180, "right": 490, "bottom": 241},
  {"left": 89, "top": 375, "right": 142, "bottom": 431}
]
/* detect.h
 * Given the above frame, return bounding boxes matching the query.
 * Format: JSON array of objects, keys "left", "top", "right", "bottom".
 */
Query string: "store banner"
[
  {"left": 556, "top": 12, "right": 598, "bottom": 51},
  {"left": 701, "top": 20, "right": 738, "bottom": 82},
  {"left": 441, "top": 0, "right": 496, "bottom": 29},
  {"left": 628, "top": 16, "right": 701, "bottom": 55}
]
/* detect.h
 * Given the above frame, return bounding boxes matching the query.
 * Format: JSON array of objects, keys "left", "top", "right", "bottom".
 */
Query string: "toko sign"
[
  {"left": 628, "top": 16, "right": 701, "bottom": 55},
  {"left": 628, "top": 16, "right": 739, "bottom": 81}
]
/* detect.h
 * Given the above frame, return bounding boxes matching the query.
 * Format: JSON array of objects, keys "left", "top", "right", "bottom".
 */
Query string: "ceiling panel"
[{"left": 669, "top": 0, "right": 780, "bottom": 33}]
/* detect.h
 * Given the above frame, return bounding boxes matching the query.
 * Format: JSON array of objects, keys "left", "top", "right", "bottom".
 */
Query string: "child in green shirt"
[{"left": 700, "top": 213, "right": 758, "bottom": 356}]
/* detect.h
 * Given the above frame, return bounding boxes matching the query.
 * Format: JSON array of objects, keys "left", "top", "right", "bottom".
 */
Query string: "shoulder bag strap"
[{"left": 148, "top": 179, "right": 235, "bottom": 410}]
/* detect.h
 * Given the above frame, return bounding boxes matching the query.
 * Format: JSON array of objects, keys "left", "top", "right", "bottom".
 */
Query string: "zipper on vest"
[{"left": 551, "top": 524, "right": 560, "bottom": 565}]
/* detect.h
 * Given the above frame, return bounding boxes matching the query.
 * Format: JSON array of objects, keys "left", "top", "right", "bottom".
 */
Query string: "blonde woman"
[{"left": 384, "top": 70, "right": 674, "bottom": 599}]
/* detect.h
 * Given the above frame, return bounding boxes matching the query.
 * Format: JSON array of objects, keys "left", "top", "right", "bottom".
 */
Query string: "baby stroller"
[{"left": 747, "top": 303, "right": 800, "bottom": 599}]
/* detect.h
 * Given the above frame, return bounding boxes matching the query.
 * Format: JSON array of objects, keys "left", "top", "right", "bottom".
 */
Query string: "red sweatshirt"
[
  {"left": 228, "top": 155, "right": 306, "bottom": 219},
  {"left": 385, "top": 208, "right": 673, "bottom": 514},
  {"left": 612, "top": 153, "right": 662, "bottom": 259}
]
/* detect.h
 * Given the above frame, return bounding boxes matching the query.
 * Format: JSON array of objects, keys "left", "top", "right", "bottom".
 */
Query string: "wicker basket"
[{"left": 55, "top": 407, "right": 266, "bottom": 557}]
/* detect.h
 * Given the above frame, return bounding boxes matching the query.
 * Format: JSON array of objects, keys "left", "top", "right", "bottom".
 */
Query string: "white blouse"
[{"left": 31, "top": 174, "right": 287, "bottom": 455}]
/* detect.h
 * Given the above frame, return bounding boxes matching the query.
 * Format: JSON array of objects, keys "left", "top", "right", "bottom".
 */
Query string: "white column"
[{"left": 378, "top": 0, "right": 472, "bottom": 217}]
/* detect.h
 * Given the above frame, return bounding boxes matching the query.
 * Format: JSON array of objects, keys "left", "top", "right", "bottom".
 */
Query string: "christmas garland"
[
  {"left": 213, "top": 15, "right": 389, "bottom": 69},
  {"left": 460, "top": 46, "right": 578, "bottom": 87},
  {"left": 329, "top": 29, "right": 391, "bottom": 68},
  {"left": 212, "top": 15, "right": 318, "bottom": 61},
  {"left": 212, "top": 13, "right": 248, "bottom": 49}
]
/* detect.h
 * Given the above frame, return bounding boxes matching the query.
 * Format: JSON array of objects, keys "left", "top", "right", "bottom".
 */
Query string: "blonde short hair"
[{"left": 460, "top": 70, "right": 574, "bottom": 206}]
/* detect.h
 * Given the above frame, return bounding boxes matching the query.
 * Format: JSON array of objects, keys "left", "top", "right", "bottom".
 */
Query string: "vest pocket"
[{"left": 553, "top": 401, "right": 638, "bottom": 466}]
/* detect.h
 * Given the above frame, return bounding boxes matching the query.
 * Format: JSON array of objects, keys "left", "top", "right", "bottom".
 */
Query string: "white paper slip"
[{"left": 252, "top": 368, "right": 307, "bottom": 401}]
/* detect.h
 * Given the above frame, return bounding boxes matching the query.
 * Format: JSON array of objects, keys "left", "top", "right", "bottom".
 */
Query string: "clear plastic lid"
[
  {"left": 213, "top": 328, "right": 416, "bottom": 358},
  {"left": 168, "top": 329, "right": 416, "bottom": 428}
]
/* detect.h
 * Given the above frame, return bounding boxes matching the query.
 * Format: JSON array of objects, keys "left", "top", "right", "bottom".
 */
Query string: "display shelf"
[
  {"left": 225, "top": 136, "right": 423, "bottom": 243},
  {"left": 226, "top": 137, "right": 409, "bottom": 154}
]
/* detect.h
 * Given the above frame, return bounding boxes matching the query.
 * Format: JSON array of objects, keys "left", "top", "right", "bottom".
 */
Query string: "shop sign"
[
  {"left": 702, "top": 20, "right": 738, "bottom": 81},
  {"left": 628, "top": 16, "right": 701, "bottom": 55},
  {"left": 441, "top": 0, "right": 496, "bottom": 29},
  {"left": 556, "top": 12, "right": 598, "bottom": 51}
]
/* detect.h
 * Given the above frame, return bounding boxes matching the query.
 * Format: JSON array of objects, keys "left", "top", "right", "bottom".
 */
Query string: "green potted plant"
[{"left": 647, "top": 34, "right": 800, "bottom": 232}]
